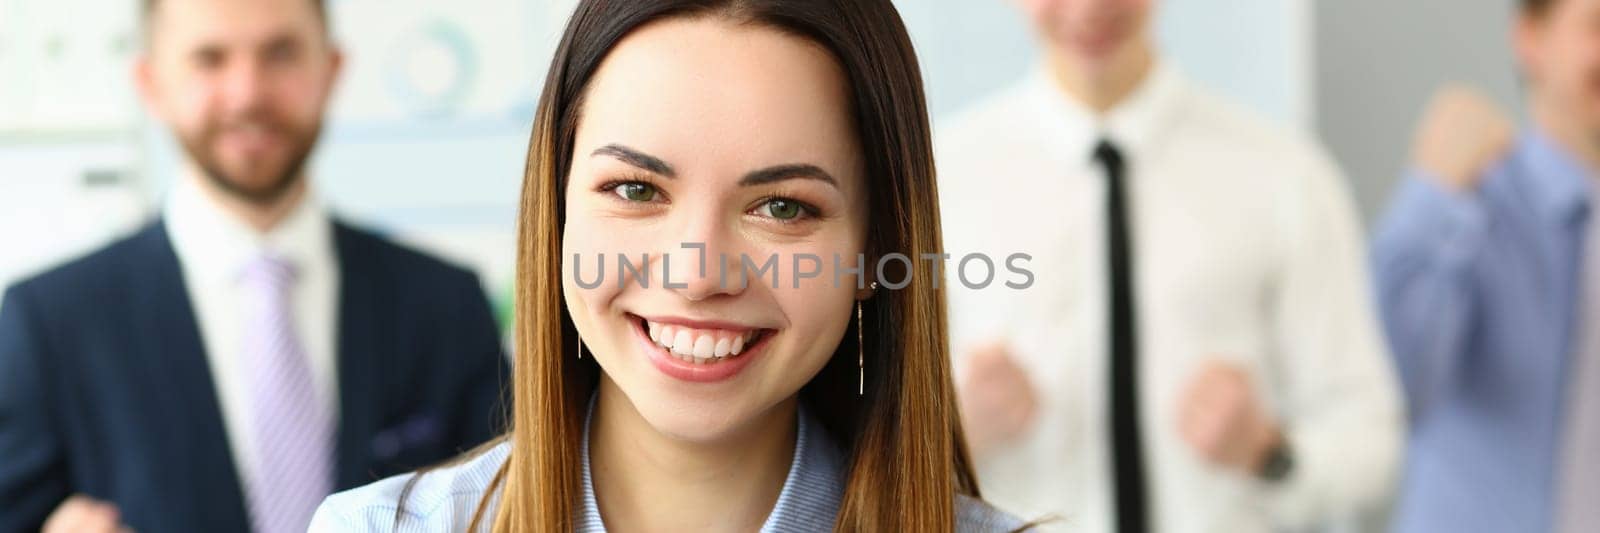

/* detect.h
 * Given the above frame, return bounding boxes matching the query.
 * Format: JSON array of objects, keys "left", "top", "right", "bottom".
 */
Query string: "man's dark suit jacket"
[{"left": 0, "top": 219, "right": 510, "bottom": 532}]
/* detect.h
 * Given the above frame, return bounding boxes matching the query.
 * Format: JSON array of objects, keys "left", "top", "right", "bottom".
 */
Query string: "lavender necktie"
[
  {"left": 241, "top": 254, "right": 333, "bottom": 533},
  {"left": 1558, "top": 205, "right": 1600, "bottom": 533}
]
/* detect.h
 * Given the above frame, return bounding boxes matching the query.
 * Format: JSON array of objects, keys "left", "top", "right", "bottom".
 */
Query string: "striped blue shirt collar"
[
  {"left": 1516, "top": 125, "right": 1595, "bottom": 226},
  {"left": 576, "top": 399, "right": 845, "bottom": 532},
  {"left": 308, "top": 399, "right": 1023, "bottom": 531}
]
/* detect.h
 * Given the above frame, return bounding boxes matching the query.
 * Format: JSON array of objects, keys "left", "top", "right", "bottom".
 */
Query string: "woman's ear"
[
  {"left": 854, "top": 247, "right": 878, "bottom": 300},
  {"left": 855, "top": 279, "right": 877, "bottom": 301}
]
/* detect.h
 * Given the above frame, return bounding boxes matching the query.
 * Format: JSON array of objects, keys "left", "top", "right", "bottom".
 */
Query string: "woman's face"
[{"left": 561, "top": 17, "right": 869, "bottom": 443}]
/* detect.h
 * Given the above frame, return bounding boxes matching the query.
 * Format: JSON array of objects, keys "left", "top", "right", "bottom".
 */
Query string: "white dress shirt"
[
  {"left": 936, "top": 63, "right": 1402, "bottom": 533},
  {"left": 165, "top": 177, "right": 341, "bottom": 496}
]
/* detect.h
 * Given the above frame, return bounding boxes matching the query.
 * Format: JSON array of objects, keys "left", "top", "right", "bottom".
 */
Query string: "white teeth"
[
  {"left": 641, "top": 318, "right": 764, "bottom": 364},
  {"left": 672, "top": 330, "right": 694, "bottom": 356}
]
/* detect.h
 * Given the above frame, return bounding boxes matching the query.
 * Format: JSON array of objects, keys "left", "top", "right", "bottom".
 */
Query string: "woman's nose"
[{"left": 662, "top": 223, "right": 747, "bottom": 302}]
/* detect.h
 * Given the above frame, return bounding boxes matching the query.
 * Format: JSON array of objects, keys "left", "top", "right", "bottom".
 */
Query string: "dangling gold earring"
[
  {"left": 857, "top": 282, "right": 877, "bottom": 396},
  {"left": 576, "top": 338, "right": 584, "bottom": 360},
  {"left": 856, "top": 299, "right": 863, "bottom": 396}
]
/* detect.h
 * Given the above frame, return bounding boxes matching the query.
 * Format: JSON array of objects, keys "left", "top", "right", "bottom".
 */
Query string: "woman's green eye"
[
  {"left": 763, "top": 199, "right": 804, "bottom": 220},
  {"left": 613, "top": 183, "right": 657, "bottom": 202}
]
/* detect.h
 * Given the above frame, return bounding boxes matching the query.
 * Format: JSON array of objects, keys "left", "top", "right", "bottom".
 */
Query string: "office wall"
[
  {"left": 0, "top": 0, "right": 1312, "bottom": 297},
  {"left": 1314, "top": 0, "right": 1521, "bottom": 222},
  {"left": 0, "top": 0, "right": 146, "bottom": 292}
]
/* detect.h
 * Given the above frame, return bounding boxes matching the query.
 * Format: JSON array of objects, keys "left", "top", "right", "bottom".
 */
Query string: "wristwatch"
[{"left": 1256, "top": 439, "right": 1294, "bottom": 483}]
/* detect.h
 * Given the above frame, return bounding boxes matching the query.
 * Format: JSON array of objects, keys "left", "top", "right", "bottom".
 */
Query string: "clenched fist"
[
  {"left": 1412, "top": 84, "right": 1514, "bottom": 191},
  {"left": 957, "top": 342, "right": 1039, "bottom": 458},
  {"left": 1177, "top": 360, "right": 1283, "bottom": 475},
  {"left": 43, "top": 495, "right": 134, "bottom": 533}
]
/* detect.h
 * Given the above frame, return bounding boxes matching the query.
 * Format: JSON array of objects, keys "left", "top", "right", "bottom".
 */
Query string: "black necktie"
[{"left": 1096, "top": 139, "right": 1147, "bottom": 533}]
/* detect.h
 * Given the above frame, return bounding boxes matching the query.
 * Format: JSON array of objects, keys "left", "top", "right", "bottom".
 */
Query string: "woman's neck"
[{"left": 589, "top": 378, "right": 798, "bottom": 533}]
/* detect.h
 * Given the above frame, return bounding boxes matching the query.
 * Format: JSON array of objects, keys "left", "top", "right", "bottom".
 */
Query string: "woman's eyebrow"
[
  {"left": 592, "top": 144, "right": 675, "bottom": 177},
  {"left": 592, "top": 144, "right": 838, "bottom": 189},
  {"left": 740, "top": 164, "right": 839, "bottom": 189}
]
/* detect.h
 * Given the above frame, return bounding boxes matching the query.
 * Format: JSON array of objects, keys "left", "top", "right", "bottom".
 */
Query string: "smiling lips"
[
  {"left": 645, "top": 319, "right": 765, "bottom": 365},
  {"left": 217, "top": 122, "right": 280, "bottom": 153}
]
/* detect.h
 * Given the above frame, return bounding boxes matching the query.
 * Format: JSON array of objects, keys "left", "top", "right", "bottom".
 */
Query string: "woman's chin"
[{"left": 634, "top": 399, "right": 759, "bottom": 443}]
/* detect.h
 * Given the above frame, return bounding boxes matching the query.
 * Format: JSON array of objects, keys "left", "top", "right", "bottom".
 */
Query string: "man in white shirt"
[
  {"left": 0, "top": 0, "right": 509, "bottom": 532},
  {"left": 938, "top": 1, "right": 1402, "bottom": 532}
]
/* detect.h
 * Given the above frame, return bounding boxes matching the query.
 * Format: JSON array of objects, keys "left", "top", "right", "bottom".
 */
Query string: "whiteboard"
[
  {"left": 324, "top": 0, "right": 576, "bottom": 131},
  {"left": 0, "top": 0, "right": 140, "bottom": 134}
]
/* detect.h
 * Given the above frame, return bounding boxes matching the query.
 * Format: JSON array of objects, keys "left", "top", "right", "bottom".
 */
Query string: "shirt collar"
[
  {"left": 1022, "top": 59, "right": 1187, "bottom": 168},
  {"left": 578, "top": 399, "right": 845, "bottom": 532},
  {"left": 1516, "top": 126, "right": 1595, "bottom": 227},
  {"left": 163, "top": 176, "right": 333, "bottom": 285}
]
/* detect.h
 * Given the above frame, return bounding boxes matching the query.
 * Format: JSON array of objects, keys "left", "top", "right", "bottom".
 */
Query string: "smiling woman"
[{"left": 309, "top": 1, "right": 1026, "bottom": 532}]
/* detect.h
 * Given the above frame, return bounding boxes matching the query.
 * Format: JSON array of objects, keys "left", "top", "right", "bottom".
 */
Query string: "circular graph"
[{"left": 385, "top": 18, "right": 479, "bottom": 119}]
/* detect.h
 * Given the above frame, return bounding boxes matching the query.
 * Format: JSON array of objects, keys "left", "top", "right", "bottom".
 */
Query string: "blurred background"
[{"left": 0, "top": 0, "right": 1518, "bottom": 310}]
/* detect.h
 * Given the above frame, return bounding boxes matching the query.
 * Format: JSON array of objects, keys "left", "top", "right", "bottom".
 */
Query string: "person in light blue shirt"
[
  {"left": 1372, "top": 1, "right": 1600, "bottom": 531},
  {"left": 309, "top": 0, "right": 1028, "bottom": 531},
  {"left": 1376, "top": 125, "right": 1590, "bottom": 533}
]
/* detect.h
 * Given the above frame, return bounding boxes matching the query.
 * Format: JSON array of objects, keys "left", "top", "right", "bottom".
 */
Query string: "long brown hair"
[{"left": 482, "top": 1, "right": 979, "bottom": 530}]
